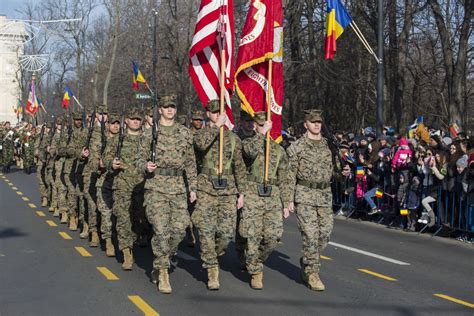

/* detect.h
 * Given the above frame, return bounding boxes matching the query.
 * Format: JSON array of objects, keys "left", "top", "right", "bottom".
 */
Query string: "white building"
[{"left": 0, "top": 15, "right": 26, "bottom": 123}]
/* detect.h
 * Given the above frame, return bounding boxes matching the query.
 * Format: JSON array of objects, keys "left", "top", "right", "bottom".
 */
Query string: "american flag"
[{"left": 189, "top": 0, "right": 235, "bottom": 129}]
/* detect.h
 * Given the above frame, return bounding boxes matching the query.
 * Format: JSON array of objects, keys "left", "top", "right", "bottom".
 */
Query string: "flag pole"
[
  {"left": 349, "top": 22, "right": 381, "bottom": 64},
  {"left": 72, "top": 96, "right": 83, "bottom": 110},
  {"left": 264, "top": 59, "right": 273, "bottom": 186},
  {"left": 218, "top": 44, "right": 225, "bottom": 180}
]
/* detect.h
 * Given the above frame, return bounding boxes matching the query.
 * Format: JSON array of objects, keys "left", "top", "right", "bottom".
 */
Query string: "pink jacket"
[{"left": 391, "top": 137, "right": 412, "bottom": 169}]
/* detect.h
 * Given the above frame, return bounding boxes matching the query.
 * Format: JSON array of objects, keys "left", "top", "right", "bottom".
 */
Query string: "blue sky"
[{"left": 0, "top": 0, "right": 35, "bottom": 19}]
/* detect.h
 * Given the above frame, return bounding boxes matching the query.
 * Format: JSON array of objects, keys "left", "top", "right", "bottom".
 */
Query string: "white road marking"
[{"left": 329, "top": 241, "right": 410, "bottom": 266}]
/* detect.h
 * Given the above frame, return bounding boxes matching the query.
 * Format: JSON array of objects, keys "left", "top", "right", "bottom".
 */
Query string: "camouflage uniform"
[
  {"left": 192, "top": 109, "right": 247, "bottom": 269},
  {"left": 49, "top": 120, "right": 68, "bottom": 213},
  {"left": 136, "top": 119, "right": 197, "bottom": 270},
  {"left": 240, "top": 120, "right": 290, "bottom": 275},
  {"left": 104, "top": 116, "right": 144, "bottom": 251},
  {"left": 287, "top": 110, "right": 334, "bottom": 279},
  {"left": 1, "top": 127, "right": 16, "bottom": 172},
  {"left": 21, "top": 130, "right": 36, "bottom": 172},
  {"left": 34, "top": 125, "right": 49, "bottom": 202}
]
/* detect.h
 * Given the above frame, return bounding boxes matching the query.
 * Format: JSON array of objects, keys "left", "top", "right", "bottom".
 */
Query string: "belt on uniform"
[
  {"left": 200, "top": 167, "right": 232, "bottom": 176},
  {"left": 297, "top": 179, "right": 329, "bottom": 190},
  {"left": 247, "top": 174, "right": 277, "bottom": 185},
  {"left": 155, "top": 167, "right": 183, "bottom": 177}
]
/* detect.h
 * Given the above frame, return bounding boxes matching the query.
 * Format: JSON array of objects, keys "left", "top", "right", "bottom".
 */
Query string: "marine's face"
[
  {"left": 73, "top": 119, "right": 82, "bottom": 128},
  {"left": 126, "top": 117, "right": 142, "bottom": 131},
  {"left": 304, "top": 121, "right": 321, "bottom": 135},
  {"left": 207, "top": 111, "right": 219, "bottom": 123},
  {"left": 241, "top": 119, "right": 254, "bottom": 132},
  {"left": 109, "top": 121, "right": 120, "bottom": 134},
  {"left": 159, "top": 106, "right": 176, "bottom": 120},
  {"left": 191, "top": 119, "right": 203, "bottom": 129}
]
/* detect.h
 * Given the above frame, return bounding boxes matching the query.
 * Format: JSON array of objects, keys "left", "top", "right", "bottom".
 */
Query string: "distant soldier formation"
[{"left": 0, "top": 99, "right": 335, "bottom": 294}]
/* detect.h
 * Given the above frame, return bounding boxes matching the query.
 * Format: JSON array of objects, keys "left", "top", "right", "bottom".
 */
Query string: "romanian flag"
[
  {"left": 62, "top": 86, "right": 74, "bottom": 109},
  {"left": 356, "top": 166, "right": 365, "bottom": 178},
  {"left": 342, "top": 152, "right": 355, "bottom": 164},
  {"left": 324, "top": 0, "right": 352, "bottom": 60},
  {"left": 408, "top": 115, "right": 423, "bottom": 139},
  {"left": 375, "top": 189, "right": 384, "bottom": 198},
  {"left": 132, "top": 61, "right": 147, "bottom": 91},
  {"left": 25, "top": 79, "right": 39, "bottom": 115},
  {"left": 450, "top": 122, "right": 460, "bottom": 138},
  {"left": 235, "top": 0, "right": 284, "bottom": 142}
]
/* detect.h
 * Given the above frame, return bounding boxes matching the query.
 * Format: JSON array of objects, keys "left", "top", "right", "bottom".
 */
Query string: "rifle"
[
  {"left": 84, "top": 106, "right": 96, "bottom": 150},
  {"left": 100, "top": 115, "right": 107, "bottom": 157},
  {"left": 115, "top": 105, "right": 126, "bottom": 159},
  {"left": 39, "top": 124, "right": 46, "bottom": 144},
  {"left": 322, "top": 121, "right": 344, "bottom": 171},
  {"left": 67, "top": 117, "right": 74, "bottom": 145},
  {"left": 151, "top": 96, "right": 158, "bottom": 163},
  {"left": 45, "top": 117, "right": 56, "bottom": 160}
]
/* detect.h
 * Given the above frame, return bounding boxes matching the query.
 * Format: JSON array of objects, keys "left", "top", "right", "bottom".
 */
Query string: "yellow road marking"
[
  {"left": 75, "top": 247, "right": 92, "bottom": 257},
  {"left": 46, "top": 220, "right": 57, "bottom": 227},
  {"left": 321, "top": 255, "right": 332, "bottom": 260},
  {"left": 16, "top": 191, "right": 23, "bottom": 196},
  {"left": 128, "top": 296, "right": 160, "bottom": 316},
  {"left": 358, "top": 269, "right": 397, "bottom": 281},
  {"left": 12, "top": 186, "right": 18, "bottom": 190},
  {"left": 28, "top": 203, "right": 37, "bottom": 208},
  {"left": 36, "top": 211, "right": 46, "bottom": 217},
  {"left": 97, "top": 267, "right": 119, "bottom": 280},
  {"left": 434, "top": 294, "right": 474, "bottom": 309},
  {"left": 59, "top": 232, "right": 72, "bottom": 240},
  {"left": 22, "top": 196, "right": 30, "bottom": 201}
]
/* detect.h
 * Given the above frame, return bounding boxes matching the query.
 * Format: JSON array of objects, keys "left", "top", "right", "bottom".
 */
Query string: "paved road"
[{"left": 1, "top": 169, "right": 473, "bottom": 316}]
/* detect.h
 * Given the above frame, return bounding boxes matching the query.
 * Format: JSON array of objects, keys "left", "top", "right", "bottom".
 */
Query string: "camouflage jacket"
[
  {"left": 287, "top": 135, "right": 333, "bottom": 207},
  {"left": 80, "top": 123, "right": 102, "bottom": 175},
  {"left": 136, "top": 123, "right": 197, "bottom": 195},
  {"left": 242, "top": 132, "right": 291, "bottom": 206},
  {"left": 194, "top": 126, "right": 247, "bottom": 196},
  {"left": 96, "top": 132, "right": 117, "bottom": 189},
  {"left": 104, "top": 133, "right": 144, "bottom": 191},
  {"left": 61, "top": 126, "right": 86, "bottom": 173}
]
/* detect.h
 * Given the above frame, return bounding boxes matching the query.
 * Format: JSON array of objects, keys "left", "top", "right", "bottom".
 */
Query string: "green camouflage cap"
[
  {"left": 159, "top": 95, "right": 177, "bottom": 107},
  {"left": 108, "top": 113, "right": 121, "bottom": 123},
  {"left": 206, "top": 99, "right": 220, "bottom": 113},
  {"left": 191, "top": 109, "right": 205, "bottom": 120},
  {"left": 144, "top": 106, "right": 153, "bottom": 116},
  {"left": 55, "top": 117, "right": 64, "bottom": 125},
  {"left": 96, "top": 103, "right": 109, "bottom": 114},
  {"left": 126, "top": 107, "right": 142, "bottom": 120},
  {"left": 253, "top": 111, "right": 267, "bottom": 125},
  {"left": 46, "top": 121, "right": 54, "bottom": 129},
  {"left": 304, "top": 109, "right": 323, "bottom": 122},
  {"left": 72, "top": 111, "right": 83, "bottom": 120}
]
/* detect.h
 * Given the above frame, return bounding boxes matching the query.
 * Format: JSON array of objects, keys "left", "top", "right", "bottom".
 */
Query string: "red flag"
[
  {"left": 235, "top": 0, "right": 283, "bottom": 142},
  {"left": 25, "top": 80, "right": 39, "bottom": 115},
  {"left": 189, "top": 0, "right": 235, "bottom": 129}
]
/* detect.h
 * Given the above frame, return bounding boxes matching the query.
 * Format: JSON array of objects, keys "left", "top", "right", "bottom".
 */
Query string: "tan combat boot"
[
  {"left": 79, "top": 222, "right": 89, "bottom": 239},
  {"left": 307, "top": 273, "right": 325, "bottom": 291},
  {"left": 105, "top": 238, "right": 115, "bottom": 257},
  {"left": 207, "top": 266, "right": 220, "bottom": 290},
  {"left": 69, "top": 215, "right": 78, "bottom": 231},
  {"left": 60, "top": 210, "right": 68, "bottom": 224},
  {"left": 89, "top": 231, "right": 99, "bottom": 247},
  {"left": 158, "top": 269, "right": 172, "bottom": 294},
  {"left": 250, "top": 272, "right": 263, "bottom": 290},
  {"left": 48, "top": 206, "right": 55, "bottom": 213},
  {"left": 121, "top": 248, "right": 134, "bottom": 270},
  {"left": 53, "top": 208, "right": 60, "bottom": 217},
  {"left": 41, "top": 197, "right": 48, "bottom": 207}
]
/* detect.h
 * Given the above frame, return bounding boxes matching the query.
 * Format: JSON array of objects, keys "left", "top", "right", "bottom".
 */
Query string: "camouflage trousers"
[
  {"left": 234, "top": 208, "right": 247, "bottom": 267},
  {"left": 52, "top": 161, "right": 67, "bottom": 211},
  {"left": 192, "top": 192, "right": 237, "bottom": 268},
  {"left": 36, "top": 161, "right": 48, "bottom": 199},
  {"left": 145, "top": 191, "right": 188, "bottom": 270},
  {"left": 112, "top": 189, "right": 139, "bottom": 251},
  {"left": 45, "top": 163, "right": 54, "bottom": 202},
  {"left": 97, "top": 186, "right": 113, "bottom": 239},
  {"left": 130, "top": 186, "right": 148, "bottom": 240},
  {"left": 83, "top": 172, "right": 98, "bottom": 232},
  {"left": 63, "top": 172, "right": 77, "bottom": 216},
  {"left": 295, "top": 204, "right": 333, "bottom": 275},
  {"left": 239, "top": 191, "right": 283, "bottom": 274}
]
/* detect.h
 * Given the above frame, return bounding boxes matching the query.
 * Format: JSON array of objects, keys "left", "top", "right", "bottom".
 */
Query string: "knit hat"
[{"left": 456, "top": 155, "right": 468, "bottom": 169}]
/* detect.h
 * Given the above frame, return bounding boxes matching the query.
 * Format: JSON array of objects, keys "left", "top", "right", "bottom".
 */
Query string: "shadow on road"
[{"left": 0, "top": 227, "right": 28, "bottom": 239}]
